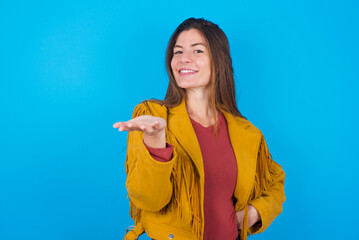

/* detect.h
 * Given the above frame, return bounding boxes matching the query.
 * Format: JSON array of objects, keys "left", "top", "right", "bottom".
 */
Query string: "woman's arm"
[
  {"left": 235, "top": 132, "right": 286, "bottom": 234},
  {"left": 113, "top": 103, "right": 176, "bottom": 212},
  {"left": 247, "top": 133, "right": 286, "bottom": 234},
  {"left": 247, "top": 160, "right": 285, "bottom": 234}
]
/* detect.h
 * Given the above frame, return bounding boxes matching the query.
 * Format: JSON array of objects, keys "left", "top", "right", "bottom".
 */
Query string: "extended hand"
[
  {"left": 113, "top": 115, "right": 166, "bottom": 135},
  {"left": 113, "top": 115, "right": 167, "bottom": 148},
  {"left": 236, "top": 205, "right": 261, "bottom": 230}
]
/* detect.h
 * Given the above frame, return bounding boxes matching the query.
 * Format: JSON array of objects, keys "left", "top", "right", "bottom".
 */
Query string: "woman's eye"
[
  {"left": 195, "top": 50, "right": 204, "bottom": 53},
  {"left": 174, "top": 51, "right": 182, "bottom": 55}
]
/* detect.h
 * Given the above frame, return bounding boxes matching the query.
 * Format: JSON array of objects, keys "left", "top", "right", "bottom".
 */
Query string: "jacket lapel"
[
  {"left": 222, "top": 111, "right": 260, "bottom": 206},
  {"left": 167, "top": 99, "right": 205, "bottom": 176}
]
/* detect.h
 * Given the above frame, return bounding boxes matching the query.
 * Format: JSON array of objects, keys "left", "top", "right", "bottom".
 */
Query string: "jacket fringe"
[
  {"left": 169, "top": 152, "right": 202, "bottom": 239},
  {"left": 125, "top": 151, "right": 202, "bottom": 239},
  {"left": 125, "top": 103, "right": 203, "bottom": 239},
  {"left": 250, "top": 134, "right": 274, "bottom": 198},
  {"left": 242, "top": 133, "right": 274, "bottom": 240}
]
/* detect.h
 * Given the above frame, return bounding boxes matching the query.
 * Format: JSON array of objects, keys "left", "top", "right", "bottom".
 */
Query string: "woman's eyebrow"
[{"left": 174, "top": 43, "right": 206, "bottom": 48}]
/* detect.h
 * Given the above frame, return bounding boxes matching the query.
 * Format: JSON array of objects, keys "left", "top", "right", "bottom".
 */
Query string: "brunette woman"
[{"left": 113, "top": 18, "right": 285, "bottom": 240}]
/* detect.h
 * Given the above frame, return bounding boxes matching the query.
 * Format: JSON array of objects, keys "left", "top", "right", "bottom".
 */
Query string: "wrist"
[{"left": 143, "top": 130, "right": 166, "bottom": 148}]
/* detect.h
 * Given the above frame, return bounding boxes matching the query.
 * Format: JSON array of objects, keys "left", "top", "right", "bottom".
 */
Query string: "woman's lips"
[{"left": 178, "top": 68, "right": 198, "bottom": 76}]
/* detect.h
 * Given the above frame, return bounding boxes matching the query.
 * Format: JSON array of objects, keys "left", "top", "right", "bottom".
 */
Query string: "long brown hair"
[{"left": 148, "top": 17, "right": 246, "bottom": 130}]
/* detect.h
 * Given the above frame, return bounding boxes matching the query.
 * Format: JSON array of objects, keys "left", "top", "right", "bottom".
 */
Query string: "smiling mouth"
[
  {"left": 179, "top": 69, "right": 196, "bottom": 73},
  {"left": 178, "top": 69, "right": 198, "bottom": 76}
]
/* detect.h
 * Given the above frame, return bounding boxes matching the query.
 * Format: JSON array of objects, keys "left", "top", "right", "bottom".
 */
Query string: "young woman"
[{"left": 113, "top": 18, "right": 285, "bottom": 240}]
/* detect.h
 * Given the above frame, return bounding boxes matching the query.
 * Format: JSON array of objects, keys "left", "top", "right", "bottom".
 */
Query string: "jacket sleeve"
[
  {"left": 248, "top": 133, "right": 286, "bottom": 234},
  {"left": 125, "top": 103, "right": 177, "bottom": 212}
]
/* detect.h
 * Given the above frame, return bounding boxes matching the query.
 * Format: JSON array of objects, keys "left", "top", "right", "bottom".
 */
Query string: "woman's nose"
[{"left": 179, "top": 52, "right": 192, "bottom": 63}]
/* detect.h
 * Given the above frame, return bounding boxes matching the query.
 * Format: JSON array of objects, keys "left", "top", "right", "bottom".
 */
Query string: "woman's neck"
[{"left": 185, "top": 90, "right": 217, "bottom": 125}]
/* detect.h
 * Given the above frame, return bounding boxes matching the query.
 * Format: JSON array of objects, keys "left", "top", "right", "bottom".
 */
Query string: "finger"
[
  {"left": 126, "top": 121, "right": 144, "bottom": 130},
  {"left": 119, "top": 121, "right": 147, "bottom": 132},
  {"left": 115, "top": 122, "right": 136, "bottom": 132},
  {"left": 114, "top": 121, "right": 131, "bottom": 128},
  {"left": 118, "top": 124, "right": 142, "bottom": 132},
  {"left": 118, "top": 124, "right": 130, "bottom": 131},
  {"left": 113, "top": 122, "right": 122, "bottom": 128},
  {"left": 124, "top": 120, "right": 158, "bottom": 133}
]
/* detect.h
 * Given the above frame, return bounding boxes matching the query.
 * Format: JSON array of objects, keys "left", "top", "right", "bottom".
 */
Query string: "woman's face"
[{"left": 171, "top": 28, "right": 211, "bottom": 91}]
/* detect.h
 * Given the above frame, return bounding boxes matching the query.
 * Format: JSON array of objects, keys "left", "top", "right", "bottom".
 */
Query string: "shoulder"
[
  {"left": 239, "top": 117, "right": 262, "bottom": 135},
  {"left": 132, "top": 100, "right": 168, "bottom": 119},
  {"left": 223, "top": 111, "right": 263, "bottom": 138}
]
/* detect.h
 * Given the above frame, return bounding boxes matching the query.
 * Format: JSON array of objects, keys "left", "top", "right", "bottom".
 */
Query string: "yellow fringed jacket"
[{"left": 124, "top": 100, "right": 285, "bottom": 240}]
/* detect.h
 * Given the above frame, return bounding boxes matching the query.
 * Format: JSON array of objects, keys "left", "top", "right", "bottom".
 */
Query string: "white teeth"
[{"left": 180, "top": 70, "right": 196, "bottom": 73}]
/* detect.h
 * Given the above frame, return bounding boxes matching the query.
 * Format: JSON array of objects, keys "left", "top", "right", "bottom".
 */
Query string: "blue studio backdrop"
[{"left": 1, "top": 1, "right": 358, "bottom": 240}]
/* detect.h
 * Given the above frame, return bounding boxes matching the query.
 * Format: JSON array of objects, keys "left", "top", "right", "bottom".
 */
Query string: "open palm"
[{"left": 113, "top": 115, "right": 166, "bottom": 136}]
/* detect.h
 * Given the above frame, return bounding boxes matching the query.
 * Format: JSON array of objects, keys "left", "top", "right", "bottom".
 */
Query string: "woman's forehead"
[{"left": 175, "top": 29, "right": 207, "bottom": 47}]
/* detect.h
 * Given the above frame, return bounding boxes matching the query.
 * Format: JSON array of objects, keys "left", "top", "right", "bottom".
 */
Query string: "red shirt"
[{"left": 144, "top": 111, "right": 238, "bottom": 240}]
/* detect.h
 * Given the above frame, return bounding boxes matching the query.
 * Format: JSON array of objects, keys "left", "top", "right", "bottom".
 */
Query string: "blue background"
[{"left": 1, "top": 0, "right": 358, "bottom": 239}]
